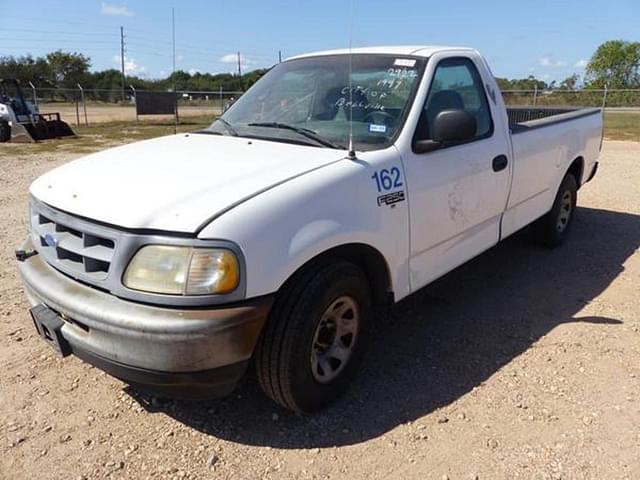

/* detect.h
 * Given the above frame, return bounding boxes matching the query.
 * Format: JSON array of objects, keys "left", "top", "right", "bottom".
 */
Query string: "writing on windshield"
[{"left": 206, "top": 55, "right": 425, "bottom": 152}]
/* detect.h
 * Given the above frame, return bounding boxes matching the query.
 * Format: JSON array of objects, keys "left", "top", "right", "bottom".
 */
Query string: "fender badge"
[{"left": 377, "top": 190, "right": 405, "bottom": 207}]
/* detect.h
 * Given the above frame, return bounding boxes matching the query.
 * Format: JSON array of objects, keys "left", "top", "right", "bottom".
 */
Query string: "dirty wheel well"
[
  {"left": 281, "top": 244, "right": 394, "bottom": 307},
  {"left": 567, "top": 157, "right": 584, "bottom": 188}
]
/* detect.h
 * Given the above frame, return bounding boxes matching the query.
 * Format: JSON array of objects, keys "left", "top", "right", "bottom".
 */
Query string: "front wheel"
[
  {"left": 533, "top": 173, "right": 578, "bottom": 248},
  {"left": 255, "top": 260, "right": 371, "bottom": 413}
]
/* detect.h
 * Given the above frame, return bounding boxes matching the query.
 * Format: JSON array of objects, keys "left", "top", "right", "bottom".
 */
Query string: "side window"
[{"left": 415, "top": 57, "right": 493, "bottom": 143}]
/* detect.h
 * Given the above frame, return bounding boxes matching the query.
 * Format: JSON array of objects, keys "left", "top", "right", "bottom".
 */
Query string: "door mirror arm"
[{"left": 413, "top": 139, "right": 442, "bottom": 153}]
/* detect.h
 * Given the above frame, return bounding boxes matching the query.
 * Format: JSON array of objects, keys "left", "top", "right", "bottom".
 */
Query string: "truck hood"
[{"left": 30, "top": 133, "right": 345, "bottom": 233}]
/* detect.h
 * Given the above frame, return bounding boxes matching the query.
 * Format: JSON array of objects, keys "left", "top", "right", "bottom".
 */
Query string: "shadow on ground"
[{"left": 127, "top": 206, "right": 639, "bottom": 448}]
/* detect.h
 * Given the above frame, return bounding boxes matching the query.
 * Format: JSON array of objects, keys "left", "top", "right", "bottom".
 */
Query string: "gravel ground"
[{"left": 1, "top": 141, "right": 639, "bottom": 480}]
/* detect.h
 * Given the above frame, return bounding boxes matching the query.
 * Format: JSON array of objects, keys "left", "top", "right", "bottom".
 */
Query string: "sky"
[{"left": 2, "top": 0, "right": 639, "bottom": 82}]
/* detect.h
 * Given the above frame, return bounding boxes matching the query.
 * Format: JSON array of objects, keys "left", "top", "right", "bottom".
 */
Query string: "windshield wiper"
[
  {"left": 216, "top": 118, "right": 238, "bottom": 136},
  {"left": 247, "top": 122, "right": 344, "bottom": 149}
]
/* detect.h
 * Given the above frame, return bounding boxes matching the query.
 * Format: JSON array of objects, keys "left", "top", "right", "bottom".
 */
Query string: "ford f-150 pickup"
[{"left": 16, "top": 46, "right": 602, "bottom": 412}]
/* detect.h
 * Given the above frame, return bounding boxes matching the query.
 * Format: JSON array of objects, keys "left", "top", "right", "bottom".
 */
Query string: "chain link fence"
[
  {"left": 20, "top": 85, "right": 640, "bottom": 127},
  {"left": 25, "top": 86, "right": 244, "bottom": 126},
  {"left": 502, "top": 88, "right": 640, "bottom": 109}
]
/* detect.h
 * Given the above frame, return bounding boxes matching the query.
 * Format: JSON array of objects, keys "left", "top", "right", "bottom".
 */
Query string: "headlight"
[{"left": 123, "top": 245, "right": 239, "bottom": 295}]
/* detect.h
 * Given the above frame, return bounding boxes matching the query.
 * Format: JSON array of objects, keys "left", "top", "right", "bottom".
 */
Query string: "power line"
[
  {"left": 0, "top": 27, "right": 119, "bottom": 37},
  {"left": 1, "top": 15, "right": 127, "bottom": 32},
  {"left": 0, "top": 37, "right": 119, "bottom": 45}
]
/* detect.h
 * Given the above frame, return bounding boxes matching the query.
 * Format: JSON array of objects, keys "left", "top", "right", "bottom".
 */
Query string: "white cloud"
[
  {"left": 219, "top": 53, "right": 238, "bottom": 64},
  {"left": 112, "top": 55, "right": 145, "bottom": 75},
  {"left": 101, "top": 2, "right": 134, "bottom": 17},
  {"left": 219, "top": 53, "right": 254, "bottom": 66},
  {"left": 188, "top": 68, "right": 200, "bottom": 75},
  {"left": 538, "top": 56, "right": 566, "bottom": 68},
  {"left": 574, "top": 59, "right": 588, "bottom": 68}
]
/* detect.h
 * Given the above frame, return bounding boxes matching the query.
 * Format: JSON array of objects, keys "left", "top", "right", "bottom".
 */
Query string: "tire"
[
  {"left": 0, "top": 120, "right": 10, "bottom": 143},
  {"left": 255, "top": 260, "right": 372, "bottom": 413},
  {"left": 533, "top": 173, "right": 578, "bottom": 248}
]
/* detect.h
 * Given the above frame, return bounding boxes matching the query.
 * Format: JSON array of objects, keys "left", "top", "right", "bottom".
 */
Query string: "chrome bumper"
[{"left": 17, "top": 237, "right": 272, "bottom": 375}]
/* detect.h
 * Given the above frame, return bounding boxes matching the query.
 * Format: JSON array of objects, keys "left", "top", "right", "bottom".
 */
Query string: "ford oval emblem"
[{"left": 44, "top": 233, "right": 59, "bottom": 248}]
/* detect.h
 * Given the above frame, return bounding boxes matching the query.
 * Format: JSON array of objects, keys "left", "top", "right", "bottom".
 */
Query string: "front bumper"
[{"left": 17, "top": 237, "right": 273, "bottom": 398}]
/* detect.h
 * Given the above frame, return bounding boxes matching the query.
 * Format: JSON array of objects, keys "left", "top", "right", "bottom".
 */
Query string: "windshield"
[{"left": 203, "top": 54, "right": 426, "bottom": 151}]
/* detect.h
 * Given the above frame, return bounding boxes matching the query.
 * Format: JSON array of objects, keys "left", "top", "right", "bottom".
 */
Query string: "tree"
[
  {"left": 45, "top": 51, "right": 91, "bottom": 88},
  {"left": 585, "top": 40, "right": 640, "bottom": 88},
  {"left": 0, "top": 54, "right": 51, "bottom": 85},
  {"left": 559, "top": 74, "right": 580, "bottom": 90},
  {"left": 495, "top": 75, "right": 548, "bottom": 91}
]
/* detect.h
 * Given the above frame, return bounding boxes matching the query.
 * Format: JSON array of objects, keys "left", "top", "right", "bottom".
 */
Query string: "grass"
[
  {"left": 4, "top": 111, "right": 638, "bottom": 157},
  {"left": 4, "top": 115, "right": 214, "bottom": 156},
  {"left": 603, "top": 112, "right": 640, "bottom": 141}
]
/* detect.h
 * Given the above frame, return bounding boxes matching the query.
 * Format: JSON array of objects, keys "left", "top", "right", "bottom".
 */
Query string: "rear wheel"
[
  {"left": 255, "top": 260, "right": 371, "bottom": 413},
  {"left": 0, "top": 120, "right": 10, "bottom": 142},
  {"left": 533, "top": 173, "right": 578, "bottom": 247}
]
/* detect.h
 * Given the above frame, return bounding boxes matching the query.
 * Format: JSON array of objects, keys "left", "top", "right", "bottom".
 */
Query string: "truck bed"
[{"left": 507, "top": 107, "right": 602, "bottom": 133}]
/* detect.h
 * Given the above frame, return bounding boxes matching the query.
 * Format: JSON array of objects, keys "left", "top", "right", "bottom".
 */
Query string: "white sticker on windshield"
[
  {"left": 394, "top": 58, "right": 416, "bottom": 67},
  {"left": 369, "top": 124, "right": 387, "bottom": 133}
]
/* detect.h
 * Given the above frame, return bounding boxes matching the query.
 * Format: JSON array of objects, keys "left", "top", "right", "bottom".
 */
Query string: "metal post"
[
  {"left": 278, "top": 50, "right": 282, "bottom": 63},
  {"left": 602, "top": 85, "right": 608, "bottom": 110},
  {"left": 130, "top": 85, "right": 138, "bottom": 122},
  {"left": 75, "top": 99, "right": 80, "bottom": 126},
  {"left": 77, "top": 83, "right": 88, "bottom": 126},
  {"left": 237, "top": 51, "right": 242, "bottom": 76},
  {"left": 533, "top": 85, "right": 538, "bottom": 106},
  {"left": 28, "top": 81, "right": 37, "bottom": 108},
  {"left": 219, "top": 86, "right": 223, "bottom": 115}
]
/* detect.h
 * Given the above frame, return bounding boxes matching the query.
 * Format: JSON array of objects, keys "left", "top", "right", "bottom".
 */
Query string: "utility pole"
[
  {"left": 172, "top": 9, "right": 176, "bottom": 79},
  {"left": 172, "top": 7, "right": 177, "bottom": 133},
  {"left": 237, "top": 51, "right": 242, "bottom": 76},
  {"left": 120, "top": 26, "right": 126, "bottom": 103},
  {"left": 278, "top": 50, "right": 282, "bottom": 63}
]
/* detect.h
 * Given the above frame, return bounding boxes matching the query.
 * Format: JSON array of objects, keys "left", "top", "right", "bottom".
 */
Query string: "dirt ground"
[
  {"left": 1, "top": 140, "right": 639, "bottom": 480},
  {"left": 39, "top": 103, "right": 219, "bottom": 124}
]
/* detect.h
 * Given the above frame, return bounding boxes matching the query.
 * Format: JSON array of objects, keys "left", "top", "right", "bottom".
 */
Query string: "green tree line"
[
  {"left": 0, "top": 50, "right": 269, "bottom": 101},
  {"left": 1, "top": 40, "right": 638, "bottom": 102}
]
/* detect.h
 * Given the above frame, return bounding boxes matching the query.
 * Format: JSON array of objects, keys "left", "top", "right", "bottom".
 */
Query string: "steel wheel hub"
[
  {"left": 556, "top": 190, "right": 573, "bottom": 232},
  {"left": 310, "top": 296, "right": 359, "bottom": 383}
]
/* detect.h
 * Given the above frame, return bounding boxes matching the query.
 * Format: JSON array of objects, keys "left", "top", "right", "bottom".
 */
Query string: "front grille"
[
  {"left": 27, "top": 196, "right": 247, "bottom": 307},
  {"left": 30, "top": 202, "right": 117, "bottom": 281}
]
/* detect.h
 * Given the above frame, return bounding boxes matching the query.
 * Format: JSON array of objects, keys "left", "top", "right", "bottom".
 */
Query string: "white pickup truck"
[{"left": 17, "top": 46, "right": 602, "bottom": 412}]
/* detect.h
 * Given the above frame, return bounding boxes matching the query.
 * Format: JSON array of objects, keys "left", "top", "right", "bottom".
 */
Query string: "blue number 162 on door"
[{"left": 371, "top": 167, "right": 403, "bottom": 192}]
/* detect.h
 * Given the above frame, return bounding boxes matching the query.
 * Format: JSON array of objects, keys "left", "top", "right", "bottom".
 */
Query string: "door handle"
[{"left": 492, "top": 155, "right": 508, "bottom": 172}]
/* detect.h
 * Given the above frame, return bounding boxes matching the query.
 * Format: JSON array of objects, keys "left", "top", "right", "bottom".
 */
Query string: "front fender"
[{"left": 198, "top": 149, "right": 411, "bottom": 301}]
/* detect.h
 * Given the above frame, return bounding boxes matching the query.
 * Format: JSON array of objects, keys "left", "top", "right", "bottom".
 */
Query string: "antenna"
[{"left": 346, "top": 0, "right": 356, "bottom": 160}]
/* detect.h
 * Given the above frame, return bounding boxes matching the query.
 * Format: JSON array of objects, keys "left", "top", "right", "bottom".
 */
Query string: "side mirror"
[{"left": 414, "top": 109, "right": 477, "bottom": 153}]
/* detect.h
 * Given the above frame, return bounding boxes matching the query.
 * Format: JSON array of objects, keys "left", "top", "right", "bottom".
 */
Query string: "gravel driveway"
[{"left": 1, "top": 141, "right": 638, "bottom": 480}]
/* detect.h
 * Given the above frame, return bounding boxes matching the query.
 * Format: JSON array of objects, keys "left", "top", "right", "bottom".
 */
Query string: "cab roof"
[{"left": 287, "top": 45, "right": 477, "bottom": 61}]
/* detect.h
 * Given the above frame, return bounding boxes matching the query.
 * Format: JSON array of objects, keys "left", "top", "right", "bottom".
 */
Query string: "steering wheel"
[{"left": 363, "top": 110, "right": 395, "bottom": 126}]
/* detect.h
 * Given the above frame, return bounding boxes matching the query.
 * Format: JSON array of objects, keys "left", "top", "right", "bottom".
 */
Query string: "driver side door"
[{"left": 401, "top": 56, "right": 511, "bottom": 291}]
